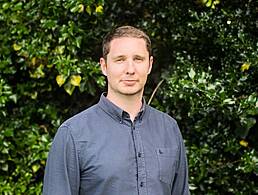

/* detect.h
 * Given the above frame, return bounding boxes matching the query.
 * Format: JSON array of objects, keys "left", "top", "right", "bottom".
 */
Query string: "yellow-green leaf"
[
  {"left": 196, "top": 0, "right": 220, "bottom": 8},
  {"left": 41, "top": 160, "right": 46, "bottom": 165},
  {"left": 95, "top": 5, "right": 103, "bottom": 14},
  {"left": 206, "top": 0, "right": 212, "bottom": 7},
  {"left": 241, "top": 63, "right": 250, "bottom": 72},
  {"left": 56, "top": 75, "right": 66, "bottom": 87},
  {"left": 31, "top": 91, "right": 38, "bottom": 99},
  {"left": 31, "top": 57, "right": 36, "bottom": 66},
  {"left": 86, "top": 5, "right": 91, "bottom": 15},
  {"left": 32, "top": 164, "right": 40, "bottom": 173},
  {"left": 13, "top": 43, "right": 22, "bottom": 51},
  {"left": 70, "top": 75, "right": 82, "bottom": 86},
  {"left": 55, "top": 45, "right": 65, "bottom": 54},
  {"left": 2, "top": 3, "right": 10, "bottom": 10},
  {"left": 29, "top": 64, "right": 45, "bottom": 78},
  {"left": 47, "top": 64, "right": 54, "bottom": 68},
  {"left": 239, "top": 140, "right": 248, "bottom": 147},
  {"left": 64, "top": 82, "right": 75, "bottom": 95},
  {"left": 78, "top": 4, "right": 84, "bottom": 13}
]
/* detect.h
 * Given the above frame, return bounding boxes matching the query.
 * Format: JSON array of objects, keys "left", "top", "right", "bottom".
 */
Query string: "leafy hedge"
[{"left": 0, "top": 0, "right": 257, "bottom": 194}]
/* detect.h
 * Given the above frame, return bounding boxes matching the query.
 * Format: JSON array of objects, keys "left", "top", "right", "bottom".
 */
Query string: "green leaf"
[
  {"left": 223, "top": 98, "right": 235, "bottom": 105},
  {"left": 64, "top": 82, "right": 75, "bottom": 95},
  {"left": 32, "top": 164, "right": 40, "bottom": 173},
  {"left": 188, "top": 68, "right": 196, "bottom": 79}
]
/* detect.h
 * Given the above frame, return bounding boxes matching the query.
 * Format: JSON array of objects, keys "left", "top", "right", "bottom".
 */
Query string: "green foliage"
[
  {"left": 0, "top": 0, "right": 105, "bottom": 194},
  {"left": 161, "top": 65, "right": 258, "bottom": 194},
  {"left": 147, "top": 1, "right": 258, "bottom": 193},
  {"left": 0, "top": 0, "right": 257, "bottom": 194}
]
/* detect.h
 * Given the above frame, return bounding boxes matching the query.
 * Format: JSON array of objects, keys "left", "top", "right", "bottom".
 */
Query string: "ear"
[
  {"left": 100, "top": 57, "right": 107, "bottom": 76},
  {"left": 148, "top": 56, "right": 153, "bottom": 74}
]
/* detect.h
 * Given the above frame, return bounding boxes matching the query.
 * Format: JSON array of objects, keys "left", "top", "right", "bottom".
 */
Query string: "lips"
[{"left": 121, "top": 79, "right": 138, "bottom": 86}]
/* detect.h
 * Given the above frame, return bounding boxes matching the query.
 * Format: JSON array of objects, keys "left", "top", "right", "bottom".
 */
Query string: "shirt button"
[
  {"left": 138, "top": 152, "right": 142, "bottom": 158},
  {"left": 140, "top": 182, "right": 144, "bottom": 187}
]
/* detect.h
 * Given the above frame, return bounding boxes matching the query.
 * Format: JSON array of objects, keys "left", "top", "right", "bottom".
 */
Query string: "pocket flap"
[{"left": 156, "top": 147, "right": 177, "bottom": 157}]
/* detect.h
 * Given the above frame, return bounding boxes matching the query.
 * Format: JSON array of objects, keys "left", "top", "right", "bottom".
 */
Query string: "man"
[{"left": 43, "top": 25, "right": 190, "bottom": 195}]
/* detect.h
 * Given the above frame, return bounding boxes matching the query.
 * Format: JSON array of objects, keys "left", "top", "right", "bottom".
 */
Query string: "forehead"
[{"left": 109, "top": 37, "right": 148, "bottom": 55}]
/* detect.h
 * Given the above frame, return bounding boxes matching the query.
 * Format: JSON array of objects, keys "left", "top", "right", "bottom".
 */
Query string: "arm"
[
  {"left": 43, "top": 125, "right": 80, "bottom": 195},
  {"left": 171, "top": 125, "right": 190, "bottom": 195}
]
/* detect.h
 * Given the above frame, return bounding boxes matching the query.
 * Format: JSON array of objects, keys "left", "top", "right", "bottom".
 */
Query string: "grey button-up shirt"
[{"left": 43, "top": 94, "right": 190, "bottom": 195}]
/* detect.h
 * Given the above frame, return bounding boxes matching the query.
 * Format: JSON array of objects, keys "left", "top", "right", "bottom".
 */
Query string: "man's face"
[{"left": 100, "top": 37, "right": 153, "bottom": 97}]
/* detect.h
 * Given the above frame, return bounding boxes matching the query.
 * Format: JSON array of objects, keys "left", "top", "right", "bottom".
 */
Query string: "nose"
[{"left": 126, "top": 59, "right": 135, "bottom": 75}]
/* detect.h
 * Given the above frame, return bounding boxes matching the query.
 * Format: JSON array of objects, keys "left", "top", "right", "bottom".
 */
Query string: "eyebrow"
[
  {"left": 134, "top": 55, "right": 145, "bottom": 59},
  {"left": 112, "top": 54, "right": 146, "bottom": 59},
  {"left": 110, "top": 54, "right": 148, "bottom": 63},
  {"left": 112, "top": 55, "right": 126, "bottom": 60}
]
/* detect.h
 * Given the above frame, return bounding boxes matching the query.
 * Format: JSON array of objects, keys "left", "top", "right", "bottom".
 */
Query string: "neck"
[{"left": 106, "top": 92, "right": 143, "bottom": 122}]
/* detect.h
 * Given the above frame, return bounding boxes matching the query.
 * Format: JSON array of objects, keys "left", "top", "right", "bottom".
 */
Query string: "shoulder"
[
  {"left": 58, "top": 104, "right": 100, "bottom": 139},
  {"left": 64, "top": 104, "right": 99, "bottom": 125},
  {"left": 147, "top": 105, "right": 178, "bottom": 126},
  {"left": 146, "top": 105, "right": 182, "bottom": 140}
]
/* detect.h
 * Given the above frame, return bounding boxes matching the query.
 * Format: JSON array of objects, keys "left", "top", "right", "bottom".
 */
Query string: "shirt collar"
[{"left": 97, "top": 93, "right": 146, "bottom": 123}]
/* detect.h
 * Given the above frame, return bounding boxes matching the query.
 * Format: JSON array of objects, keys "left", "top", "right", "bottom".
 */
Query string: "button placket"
[
  {"left": 130, "top": 121, "right": 140, "bottom": 191},
  {"left": 130, "top": 118, "right": 148, "bottom": 195},
  {"left": 135, "top": 125, "right": 147, "bottom": 195}
]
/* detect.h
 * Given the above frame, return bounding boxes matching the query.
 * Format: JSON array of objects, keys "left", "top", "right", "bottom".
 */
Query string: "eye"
[
  {"left": 134, "top": 56, "right": 144, "bottom": 62},
  {"left": 115, "top": 58, "right": 125, "bottom": 63}
]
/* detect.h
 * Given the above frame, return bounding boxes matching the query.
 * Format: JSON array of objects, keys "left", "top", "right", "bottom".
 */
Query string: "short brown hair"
[{"left": 102, "top": 26, "right": 152, "bottom": 59}]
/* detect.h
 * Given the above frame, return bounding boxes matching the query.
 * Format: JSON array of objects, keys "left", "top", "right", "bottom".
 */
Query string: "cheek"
[
  {"left": 106, "top": 66, "right": 123, "bottom": 79},
  {"left": 137, "top": 66, "right": 151, "bottom": 76},
  {"left": 107, "top": 66, "right": 123, "bottom": 76}
]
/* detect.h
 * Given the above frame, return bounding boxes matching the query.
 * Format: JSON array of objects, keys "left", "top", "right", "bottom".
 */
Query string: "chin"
[{"left": 119, "top": 89, "right": 143, "bottom": 96}]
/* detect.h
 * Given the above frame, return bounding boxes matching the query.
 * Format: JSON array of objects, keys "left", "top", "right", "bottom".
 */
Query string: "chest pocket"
[{"left": 156, "top": 147, "right": 178, "bottom": 184}]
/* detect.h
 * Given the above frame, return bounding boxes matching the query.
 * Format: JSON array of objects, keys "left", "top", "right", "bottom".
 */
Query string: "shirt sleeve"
[
  {"left": 171, "top": 123, "right": 190, "bottom": 195},
  {"left": 43, "top": 125, "right": 80, "bottom": 195}
]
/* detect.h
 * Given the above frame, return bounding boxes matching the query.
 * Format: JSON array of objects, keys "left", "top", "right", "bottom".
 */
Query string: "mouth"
[{"left": 121, "top": 79, "right": 138, "bottom": 86}]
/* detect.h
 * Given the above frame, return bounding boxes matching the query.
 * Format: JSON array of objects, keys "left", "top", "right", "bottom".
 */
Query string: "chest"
[{"left": 77, "top": 121, "right": 179, "bottom": 185}]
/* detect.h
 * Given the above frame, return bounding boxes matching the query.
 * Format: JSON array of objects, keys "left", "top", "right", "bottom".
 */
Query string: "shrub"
[{"left": 0, "top": 0, "right": 257, "bottom": 194}]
